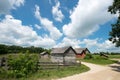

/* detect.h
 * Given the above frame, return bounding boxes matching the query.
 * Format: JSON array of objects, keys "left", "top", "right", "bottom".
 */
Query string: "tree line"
[
  {"left": 0, "top": 44, "right": 50, "bottom": 54},
  {"left": 93, "top": 52, "right": 120, "bottom": 55}
]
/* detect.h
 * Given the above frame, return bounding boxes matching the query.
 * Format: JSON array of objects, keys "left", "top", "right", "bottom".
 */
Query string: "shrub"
[
  {"left": 84, "top": 54, "right": 93, "bottom": 59},
  {"left": 7, "top": 52, "right": 38, "bottom": 78}
]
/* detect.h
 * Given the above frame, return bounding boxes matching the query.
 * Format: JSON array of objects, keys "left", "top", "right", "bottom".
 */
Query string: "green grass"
[
  {"left": 108, "top": 55, "right": 120, "bottom": 59},
  {"left": 1, "top": 64, "right": 89, "bottom": 80},
  {"left": 25, "top": 64, "right": 90, "bottom": 80},
  {"left": 82, "top": 59, "right": 118, "bottom": 65},
  {"left": 81, "top": 55, "right": 118, "bottom": 65},
  {"left": 92, "top": 54, "right": 120, "bottom": 59}
]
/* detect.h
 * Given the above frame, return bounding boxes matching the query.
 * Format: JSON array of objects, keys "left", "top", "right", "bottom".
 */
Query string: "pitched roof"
[
  {"left": 51, "top": 46, "right": 75, "bottom": 54},
  {"left": 40, "top": 51, "right": 49, "bottom": 55},
  {"left": 74, "top": 48, "right": 90, "bottom": 54},
  {"left": 74, "top": 48, "right": 85, "bottom": 53}
]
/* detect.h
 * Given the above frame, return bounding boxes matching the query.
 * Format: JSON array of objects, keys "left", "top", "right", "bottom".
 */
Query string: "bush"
[
  {"left": 84, "top": 54, "right": 93, "bottom": 59},
  {"left": 7, "top": 52, "right": 38, "bottom": 78}
]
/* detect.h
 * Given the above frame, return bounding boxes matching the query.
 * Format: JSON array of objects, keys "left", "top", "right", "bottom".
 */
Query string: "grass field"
[
  {"left": 82, "top": 59, "right": 118, "bottom": 65},
  {"left": 93, "top": 54, "right": 120, "bottom": 59},
  {"left": 108, "top": 55, "right": 120, "bottom": 59},
  {"left": 81, "top": 55, "right": 118, "bottom": 65}
]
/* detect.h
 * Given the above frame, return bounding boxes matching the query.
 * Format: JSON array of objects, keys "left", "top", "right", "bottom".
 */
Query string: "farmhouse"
[
  {"left": 51, "top": 46, "right": 76, "bottom": 63},
  {"left": 75, "top": 48, "right": 90, "bottom": 59}
]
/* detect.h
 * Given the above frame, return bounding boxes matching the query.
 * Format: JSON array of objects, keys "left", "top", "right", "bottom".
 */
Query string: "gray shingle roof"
[
  {"left": 74, "top": 49, "right": 83, "bottom": 53},
  {"left": 40, "top": 51, "right": 48, "bottom": 55},
  {"left": 51, "top": 47, "right": 90, "bottom": 54},
  {"left": 51, "top": 46, "right": 72, "bottom": 54},
  {"left": 74, "top": 48, "right": 90, "bottom": 54}
]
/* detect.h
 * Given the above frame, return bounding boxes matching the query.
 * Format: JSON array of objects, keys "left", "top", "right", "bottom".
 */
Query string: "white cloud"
[
  {"left": 0, "top": 0, "right": 25, "bottom": 14},
  {"left": 34, "top": 24, "right": 41, "bottom": 30},
  {"left": 63, "top": 0, "right": 115, "bottom": 38},
  {"left": 54, "top": 37, "right": 81, "bottom": 48},
  {"left": 81, "top": 39, "right": 120, "bottom": 53},
  {"left": 0, "top": 15, "right": 56, "bottom": 48},
  {"left": 81, "top": 39, "right": 98, "bottom": 48},
  {"left": 35, "top": 5, "right": 62, "bottom": 40},
  {"left": 29, "top": 36, "right": 56, "bottom": 48},
  {"left": 54, "top": 37, "right": 120, "bottom": 53},
  {"left": 52, "top": 0, "right": 64, "bottom": 22}
]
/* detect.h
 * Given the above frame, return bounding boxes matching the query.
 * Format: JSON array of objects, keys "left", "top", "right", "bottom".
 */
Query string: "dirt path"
[{"left": 57, "top": 60, "right": 120, "bottom": 80}]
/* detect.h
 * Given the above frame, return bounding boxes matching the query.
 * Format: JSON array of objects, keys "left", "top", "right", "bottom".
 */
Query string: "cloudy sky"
[{"left": 0, "top": 0, "right": 120, "bottom": 53}]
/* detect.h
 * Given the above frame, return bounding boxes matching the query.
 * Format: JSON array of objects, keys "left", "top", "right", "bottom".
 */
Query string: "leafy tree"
[
  {"left": 0, "top": 44, "right": 8, "bottom": 54},
  {"left": 108, "top": 0, "right": 120, "bottom": 47},
  {"left": 7, "top": 52, "right": 39, "bottom": 78}
]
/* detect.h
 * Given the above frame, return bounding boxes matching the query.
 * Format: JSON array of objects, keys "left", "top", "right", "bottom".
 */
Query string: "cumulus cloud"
[
  {"left": 34, "top": 24, "right": 41, "bottom": 30},
  {"left": 0, "top": 15, "right": 56, "bottom": 48},
  {"left": 35, "top": 5, "right": 62, "bottom": 40},
  {"left": 81, "top": 39, "right": 120, "bottom": 53},
  {"left": 63, "top": 0, "right": 115, "bottom": 38},
  {"left": 54, "top": 37, "right": 81, "bottom": 48},
  {"left": 0, "top": 0, "right": 25, "bottom": 14},
  {"left": 54, "top": 37, "right": 120, "bottom": 52},
  {"left": 52, "top": 0, "right": 64, "bottom": 22}
]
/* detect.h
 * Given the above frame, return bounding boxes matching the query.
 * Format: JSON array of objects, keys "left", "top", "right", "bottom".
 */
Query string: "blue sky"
[{"left": 0, "top": 0, "right": 120, "bottom": 53}]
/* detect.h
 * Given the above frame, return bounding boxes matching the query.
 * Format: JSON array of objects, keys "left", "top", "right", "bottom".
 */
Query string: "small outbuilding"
[
  {"left": 51, "top": 46, "right": 76, "bottom": 63},
  {"left": 75, "top": 48, "right": 90, "bottom": 59},
  {"left": 40, "top": 51, "right": 50, "bottom": 59}
]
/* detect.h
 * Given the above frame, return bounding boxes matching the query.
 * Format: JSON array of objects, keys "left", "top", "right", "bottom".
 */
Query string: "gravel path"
[{"left": 57, "top": 60, "right": 120, "bottom": 80}]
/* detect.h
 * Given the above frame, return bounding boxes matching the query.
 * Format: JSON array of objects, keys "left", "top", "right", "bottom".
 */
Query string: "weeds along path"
[{"left": 57, "top": 61, "right": 120, "bottom": 80}]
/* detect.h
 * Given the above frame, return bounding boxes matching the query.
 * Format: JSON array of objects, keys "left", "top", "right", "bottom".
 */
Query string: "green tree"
[
  {"left": 0, "top": 44, "right": 8, "bottom": 54},
  {"left": 7, "top": 52, "right": 39, "bottom": 78},
  {"left": 108, "top": 0, "right": 120, "bottom": 47}
]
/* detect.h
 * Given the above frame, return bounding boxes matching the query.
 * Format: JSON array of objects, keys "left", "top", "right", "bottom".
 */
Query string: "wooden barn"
[
  {"left": 75, "top": 48, "right": 90, "bottom": 59},
  {"left": 51, "top": 46, "right": 76, "bottom": 63}
]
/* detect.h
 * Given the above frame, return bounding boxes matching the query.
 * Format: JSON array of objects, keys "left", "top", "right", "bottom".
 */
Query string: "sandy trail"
[{"left": 57, "top": 60, "right": 120, "bottom": 80}]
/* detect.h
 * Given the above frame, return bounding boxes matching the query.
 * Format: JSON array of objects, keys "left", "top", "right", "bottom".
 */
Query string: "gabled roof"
[
  {"left": 40, "top": 51, "right": 49, "bottom": 55},
  {"left": 74, "top": 48, "right": 85, "bottom": 53},
  {"left": 51, "top": 46, "right": 76, "bottom": 54},
  {"left": 74, "top": 48, "right": 90, "bottom": 54}
]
